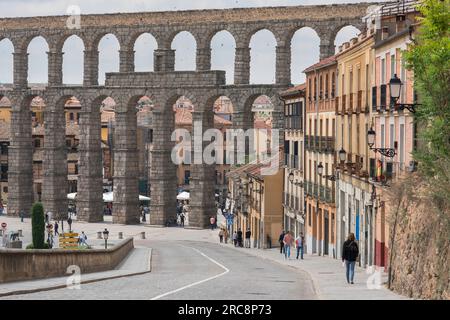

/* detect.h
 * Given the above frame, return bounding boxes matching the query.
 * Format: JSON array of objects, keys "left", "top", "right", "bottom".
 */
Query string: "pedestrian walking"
[
  {"left": 245, "top": 228, "right": 251, "bottom": 248},
  {"left": 295, "top": 233, "right": 304, "bottom": 260},
  {"left": 79, "top": 232, "right": 88, "bottom": 247},
  {"left": 233, "top": 231, "right": 238, "bottom": 247},
  {"left": 180, "top": 213, "right": 185, "bottom": 227},
  {"left": 45, "top": 212, "right": 49, "bottom": 224},
  {"left": 210, "top": 216, "right": 216, "bottom": 230},
  {"left": 20, "top": 211, "right": 25, "bottom": 223},
  {"left": 219, "top": 229, "right": 224, "bottom": 243},
  {"left": 54, "top": 221, "right": 59, "bottom": 236},
  {"left": 283, "top": 231, "right": 294, "bottom": 260},
  {"left": 237, "top": 229, "right": 243, "bottom": 247},
  {"left": 342, "top": 233, "right": 359, "bottom": 284},
  {"left": 279, "top": 230, "right": 286, "bottom": 254},
  {"left": 224, "top": 228, "right": 229, "bottom": 244}
]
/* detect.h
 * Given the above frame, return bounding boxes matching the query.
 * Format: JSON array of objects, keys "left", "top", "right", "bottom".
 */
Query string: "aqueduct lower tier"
[{"left": 0, "top": 3, "right": 374, "bottom": 227}]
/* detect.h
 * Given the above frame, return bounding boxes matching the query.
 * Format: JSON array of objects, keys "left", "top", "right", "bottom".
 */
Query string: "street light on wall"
[
  {"left": 389, "top": 74, "right": 418, "bottom": 113},
  {"left": 368, "top": 127, "right": 397, "bottom": 159},
  {"left": 317, "top": 162, "right": 337, "bottom": 182}
]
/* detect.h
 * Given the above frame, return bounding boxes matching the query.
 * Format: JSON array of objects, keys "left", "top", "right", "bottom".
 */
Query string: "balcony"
[
  {"left": 305, "top": 180, "right": 335, "bottom": 204},
  {"left": 335, "top": 96, "right": 340, "bottom": 115},
  {"left": 342, "top": 94, "right": 347, "bottom": 113},
  {"left": 305, "top": 136, "right": 335, "bottom": 154},
  {"left": 356, "top": 91, "right": 363, "bottom": 114},
  {"left": 348, "top": 93, "right": 354, "bottom": 114}
]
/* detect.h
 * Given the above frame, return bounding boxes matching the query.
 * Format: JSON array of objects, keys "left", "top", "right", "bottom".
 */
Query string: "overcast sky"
[{"left": 0, "top": 0, "right": 385, "bottom": 85}]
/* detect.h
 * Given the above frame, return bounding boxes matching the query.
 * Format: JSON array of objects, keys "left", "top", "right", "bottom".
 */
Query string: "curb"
[
  {"left": 0, "top": 248, "right": 153, "bottom": 298},
  {"left": 218, "top": 243, "right": 323, "bottom": 300}
]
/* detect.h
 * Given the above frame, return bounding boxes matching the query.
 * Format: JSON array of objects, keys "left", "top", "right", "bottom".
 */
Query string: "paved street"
[{"left": 1, "top": 240, "right": 316, "bottom": 300}]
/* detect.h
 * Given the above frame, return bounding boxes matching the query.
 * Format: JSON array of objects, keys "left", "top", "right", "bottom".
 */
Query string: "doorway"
[{"left": 324, "top": 210, "right": 329, "bottom": 256}]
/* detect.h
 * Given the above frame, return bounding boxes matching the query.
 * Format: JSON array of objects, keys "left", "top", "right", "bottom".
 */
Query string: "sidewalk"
[
  {"left": 0, "top": 246, "right": 152, "bottom": 298},
  {"left": 220, "top": 243, "right": 408, "bottom": 300}
]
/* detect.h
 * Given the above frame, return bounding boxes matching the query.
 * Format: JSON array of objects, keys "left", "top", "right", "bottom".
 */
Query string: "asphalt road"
[{"left": 4, "top": 241, "right": 317, "bottom": 300}]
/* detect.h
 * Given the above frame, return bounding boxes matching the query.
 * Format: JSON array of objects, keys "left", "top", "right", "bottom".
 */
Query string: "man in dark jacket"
[
  {"left": 342, "top": 233, "right": 359, "bottom": 284},
  {"left": 279, "top": 231, "right": 286, "bottom": 254},
  {"left": 237, "top": 229, "right": 243, "bottom": 247}
]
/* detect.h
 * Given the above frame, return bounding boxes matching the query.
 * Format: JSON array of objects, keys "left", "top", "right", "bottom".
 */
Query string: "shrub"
[{"left": 31, "top": 203, "right": 45, "bottom": 249}]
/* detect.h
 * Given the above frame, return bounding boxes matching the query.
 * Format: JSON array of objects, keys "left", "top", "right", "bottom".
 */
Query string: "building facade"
[
  {"left": 304, "top": 56, "right": 337, "bottom": 257},
  {"left": 371, "top": 4, "right": 419, "bottom": 269},
  {"left": 280, "top": 84, "right": 306, "bottom": 240},
  {"left": 335, "top": 29, "right": 375, "bottom": 267}
]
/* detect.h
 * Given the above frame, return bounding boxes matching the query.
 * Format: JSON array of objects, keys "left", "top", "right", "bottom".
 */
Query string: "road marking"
[{"left": 150, "top": 245, "right": 230, "bottom": 300}]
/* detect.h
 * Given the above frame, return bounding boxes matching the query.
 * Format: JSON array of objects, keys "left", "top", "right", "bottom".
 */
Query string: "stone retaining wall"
[{"left": 0, "top": 238, "right": 134, "bottom": 283}]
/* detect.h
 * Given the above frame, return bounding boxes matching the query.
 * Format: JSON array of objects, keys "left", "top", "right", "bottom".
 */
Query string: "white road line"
[{"left": 150, "top": 245, "right": 230, "bottom": 300}]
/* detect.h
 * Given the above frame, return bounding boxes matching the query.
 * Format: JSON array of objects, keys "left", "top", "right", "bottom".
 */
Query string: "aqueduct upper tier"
[{"left": 0, "top": 2, "right": 378, "bottom": 228}]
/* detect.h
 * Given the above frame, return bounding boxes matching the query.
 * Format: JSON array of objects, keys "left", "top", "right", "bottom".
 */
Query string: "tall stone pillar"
[
  {"left": 234, "top": 47, "right": 250, "bottom": 85},
  {"left": 8, "top": 107, "right": 33, "bottom": 217},
  {"left": 119, "top": 49, "right": 135, "bottom": 73},
  {"left": 320, "top": 39, "right": 335, "bottom": 60},
  {"left": 83, "top": 49, "right": 99, "bottom": 86},
  {"left": 189, "top": 111, "right": 216, "bottom": 229},
  {"left": 276, "top": 45, "right": 291, "bottom": 85},
  {"left": 230, "top": 111, "right": 253, "bottom": 165},
  {"left": 112, "top": 108, "right": 140, "bottom": 225},
  {"left": 13, "top": 51, "right": 28, "bottom": 88},
  {"left": 150, "top": 109, "right": 177, "bottom": 226},
  {"left": 43, "top": 105, "right": 68, "bottom": 220},
  {"left": 47, "top": 51, "right": 63, "bottom": 86},
  {"left": 154, "top": 49, "right": 175, "bottom": 72},
  {"left": 196, "top": 47, "right": 211, "bottom": 71},
  {"left": 77, "top": 108, "right": 103, "bottom": 222}
]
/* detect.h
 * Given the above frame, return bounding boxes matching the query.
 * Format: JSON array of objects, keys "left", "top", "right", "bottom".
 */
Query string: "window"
[
  {"left": 3, "top": 186, "right": 7, "bottom": 193},
  {"left": 381, "top": 124, "right": 385, "bottom": 150},
  {"left": 69, "top": 112, "right": 74, "bottom": 121},
  {"left": 66, "top": 140, "right": 72, "bottom": 147},
  {"left": 400, "top": 124, "right": 405, "bottom": 170},
  {"left": 391, "top": 54, "right": 396, "bottom": 78},
  {"left": 372, "top": 86, "right": 377, "bottom": 112},
  {"left": 381, "top": 58, "right": 386, "bottom": 84},
  {"left": 34, "top": 139, "right": 41, "bottom": 148},
  {"left": 308, "top": 204, "right": 312, "bottom": 227},
  {"left": 390, "top": 124, "right": 395, "bottom": 150}
]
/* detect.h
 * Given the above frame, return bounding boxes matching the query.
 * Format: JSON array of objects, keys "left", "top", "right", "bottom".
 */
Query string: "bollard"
[
  {"left": 97, "top": 231, "right": 103, "bottom": 239},
  {"left": 118, "top": 232, "right": 123, "bottom": 240},
  {"left": 140, "top": 232, "right": 146, "bottom": 239}
]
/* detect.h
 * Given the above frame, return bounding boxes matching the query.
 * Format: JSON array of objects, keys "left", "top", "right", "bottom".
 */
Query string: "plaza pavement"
[{"left": 0, "top": 214, "right": 408, "bottom": 300}]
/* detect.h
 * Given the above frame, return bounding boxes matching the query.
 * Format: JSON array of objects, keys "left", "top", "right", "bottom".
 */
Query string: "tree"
[
  {"left": 405, "top": 0, "right": 450, "bottom": 204},
  {"left": 31, "top": 203, "right": 45, "bottom": 249}
]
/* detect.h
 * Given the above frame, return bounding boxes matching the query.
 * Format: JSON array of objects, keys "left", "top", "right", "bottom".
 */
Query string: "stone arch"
[
  {"left": 171, "top": 31, "right": 197, "bottom": 71},
  {"left": 0, "top": 37, "right": 14, "bottom": 84},
  {"left": 289, "top": 27, "right": 320, "bottom": 84},
  {"left": 210, "top": 30, "right": 236, "bottom": 85},
  {"left": 249, "top": 29, "right": 277, "bottom": 84},
  {"left": 332, "top": 24, "right": 362, "bottom": 53},
  {"left": 62, "top": 35, "right": 85, "bottom": 85},
  {"left": 97, "top": 33, "right": 121, "bottom": 85},
  {"left": 27, "top": 36, "right": 49, "bottom": 84},
  {"left": 133, "top": 33, "right": 158, "bottom": 72}
]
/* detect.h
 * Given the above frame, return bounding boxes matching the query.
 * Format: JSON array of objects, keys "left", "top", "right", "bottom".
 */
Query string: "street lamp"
[
  {"left": 389, "top": 74, "right": 418, "bottom": 113},
  {"left": 368, "top": 127, "right": 396, "bottom": 159},
  {"left": 103, "top": 228, "right": 109, "bottom": 249},
  {"left": 317, "top": 162, "right": 336, "bottom": 181},
  {"left": 339, "top": 148, "right": 347, "bottom": 163}
]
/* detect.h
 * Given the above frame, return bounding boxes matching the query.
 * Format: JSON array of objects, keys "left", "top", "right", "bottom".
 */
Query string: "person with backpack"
[{"left": 342, "top": 233, "right": 360, "bottom": 284}]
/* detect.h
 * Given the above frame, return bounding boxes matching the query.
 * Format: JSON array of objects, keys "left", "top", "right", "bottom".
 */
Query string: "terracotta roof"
[
  {"left": 31, "top": 123, "right": 80, "bottom": 137},
  {"left": 303, "top": 55, "right": 337, "bottom": 74},
  {"left": 175, "top": 108, "right": 232, "bottom": 127},
  {"left": 280, "top": 83, "right": 306, "bottom": 97}
]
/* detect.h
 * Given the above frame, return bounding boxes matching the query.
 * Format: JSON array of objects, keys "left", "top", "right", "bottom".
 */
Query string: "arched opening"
[
  {"left": 334, "top": 25, "right": 361, "bottom": 53},
  {"left": 62, "top": 35, "right": 85, "bottom": 85},
  {"left": 291, "top": 27, "right": 320, "bottom": 85},
  {"left": 171, "top": 31, "right": 197, "bottom": 71},
  {"left": 0, "top": 38, "right": 14, "bottom": 85},
  {"left": 211, "top": 31, "right": 236, "bottom": 85},
  {"left": 212, "top": 96, "right": 234, "bottom": 206},
  {"left": 27, "top": 36, "right": 49, "bottom": 85},
  {"left": 98, "top": 34, "right": 120, "bottom": 85},
  {"left": 134, "top": 33, "right": 158, "bottom": 72},
  {"left": 250, "top": 30, "right": 277, "bottom": 84}
]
